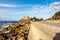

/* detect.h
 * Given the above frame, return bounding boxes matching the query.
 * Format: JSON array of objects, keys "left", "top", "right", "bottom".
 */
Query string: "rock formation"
[
  {"left": 47, "top": 11, "right": 60, "bottom": 20},
  {"left": 0, "top": 16, "right": 31, "bottom": 40}
]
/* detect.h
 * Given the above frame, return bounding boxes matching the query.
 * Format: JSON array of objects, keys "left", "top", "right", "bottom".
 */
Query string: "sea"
[{"left": 0, "top": 21, "right": 17, "bottom": 29}]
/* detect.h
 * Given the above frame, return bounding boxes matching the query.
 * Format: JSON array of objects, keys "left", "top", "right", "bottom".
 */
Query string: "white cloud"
[
  {"left": 30, "top": 2, "right": 60, "bottom": 19},
  {"left": 0, "top": 4, "right": 16, "bottom": 7},
  {"left": 51, "top": 2, "right": 60, "bottom": 5},
  {"left": 0, "top": 2, "right": 60, "bottom": 20},
  {"left": 0, "top": 10, "right": 6, "bottom": 12}
]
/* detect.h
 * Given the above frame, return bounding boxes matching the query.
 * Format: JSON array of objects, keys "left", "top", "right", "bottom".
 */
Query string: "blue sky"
[{"left": 0, "top": 0, "right": 60, "bottom": 21}]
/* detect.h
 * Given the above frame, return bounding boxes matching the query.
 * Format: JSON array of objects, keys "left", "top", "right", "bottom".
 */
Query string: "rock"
[
  {"left": 17, "top": 35, "right": 24, "bottom": 40},
  {"left": 0, "top": 16, "right": 31, "bottom": 40},
  {"left": 0, "top": 35, "right": 5, "bottom": 40}
]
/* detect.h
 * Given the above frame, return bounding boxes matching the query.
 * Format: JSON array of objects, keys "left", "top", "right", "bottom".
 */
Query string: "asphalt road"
[{"left": 28, "top": 21, "right": 60, "bottom": 40}]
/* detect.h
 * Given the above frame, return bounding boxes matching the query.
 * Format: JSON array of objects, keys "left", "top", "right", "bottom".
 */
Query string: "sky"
[{"left": 0, "top": 0, "right": 60, "bottom": 21}]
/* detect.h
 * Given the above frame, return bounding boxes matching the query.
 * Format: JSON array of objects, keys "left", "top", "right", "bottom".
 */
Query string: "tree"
[
  {"left": 39, "top": 18, "right": 43, "bottom": 21},
  {"left": 30, "top": 17, "right": 43, "bottom": 21}
]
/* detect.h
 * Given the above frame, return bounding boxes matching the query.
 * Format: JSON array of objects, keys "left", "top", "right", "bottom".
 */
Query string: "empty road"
[{"left": 28, "top": 21, "right": 60, "bottom": 40}]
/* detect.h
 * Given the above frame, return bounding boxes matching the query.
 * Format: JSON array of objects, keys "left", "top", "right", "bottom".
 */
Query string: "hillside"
[{"left": 47, "top": 11, "right": 60, "bottom": 20}]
